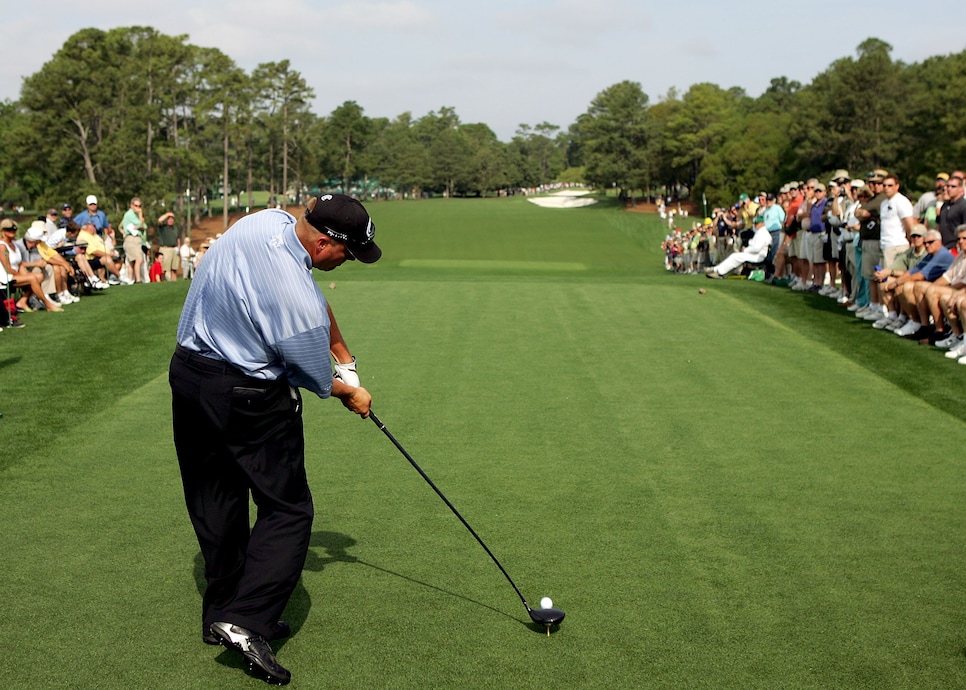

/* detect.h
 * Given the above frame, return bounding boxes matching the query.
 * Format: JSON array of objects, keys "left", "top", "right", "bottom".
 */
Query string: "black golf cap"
[{"left": 304, "top": 193, "right": 381, "bottom": 264}]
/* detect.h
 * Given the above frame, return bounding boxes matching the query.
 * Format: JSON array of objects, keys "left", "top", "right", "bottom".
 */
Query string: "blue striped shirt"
[{"left": 176, "top": 209, "right": 334, "bottom": 398}]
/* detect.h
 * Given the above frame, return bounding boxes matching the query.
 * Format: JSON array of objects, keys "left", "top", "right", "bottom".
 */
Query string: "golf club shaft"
[{"left": 368, "top": 411, "right": 531, "bottom": 610}]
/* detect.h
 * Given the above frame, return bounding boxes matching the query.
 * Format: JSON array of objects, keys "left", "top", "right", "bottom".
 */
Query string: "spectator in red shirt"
[{"left": 149, "top": 252, "right": 164, "bottom": 282}]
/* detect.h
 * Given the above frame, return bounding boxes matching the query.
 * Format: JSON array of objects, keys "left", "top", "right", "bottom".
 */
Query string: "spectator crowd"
[
  {"left": 663, "top": 169, "right": 966, "bottom": 364},
  {"left": 1, "top": 195, "right": 205, "bottom": 332}
]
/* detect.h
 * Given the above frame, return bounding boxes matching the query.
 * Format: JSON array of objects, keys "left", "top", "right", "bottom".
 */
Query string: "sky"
[{"left": 4, "top": 0, "right": 964, "bottom": 142}]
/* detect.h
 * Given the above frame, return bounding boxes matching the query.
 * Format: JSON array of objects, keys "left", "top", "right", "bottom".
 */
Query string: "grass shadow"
[
  {"left": 299, "top": 530, "right": 525, "bottom": 627},
  {"left": 0, "top": 356, "right": 21, "bottom": 371}
]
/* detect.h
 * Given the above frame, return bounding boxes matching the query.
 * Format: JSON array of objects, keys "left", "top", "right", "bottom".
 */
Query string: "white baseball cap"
[
  {"left": 86, "top": 195, "right": 98, "bottom": 205},
  {"left": 25, "top": 221, "right": 46, "bottom": 241}
]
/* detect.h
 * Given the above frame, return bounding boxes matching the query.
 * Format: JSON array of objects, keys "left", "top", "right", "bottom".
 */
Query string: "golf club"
[{"left": 368, "top": 411, "right": 565, "bottom": 634}]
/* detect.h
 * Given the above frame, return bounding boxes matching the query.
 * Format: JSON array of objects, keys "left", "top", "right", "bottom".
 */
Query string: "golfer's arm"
[{"left": 327, "top": 303, "right": 353, "bottom": 364}]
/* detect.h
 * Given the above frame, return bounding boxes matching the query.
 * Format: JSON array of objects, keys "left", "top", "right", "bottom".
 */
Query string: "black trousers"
[{"left": 169, "top": 346, "right": 313, "bottom": 638}]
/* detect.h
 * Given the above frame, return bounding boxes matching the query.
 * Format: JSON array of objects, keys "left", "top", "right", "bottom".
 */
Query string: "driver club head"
[{"left": 528, "top": 606, "right": 566, "bottom": 634}]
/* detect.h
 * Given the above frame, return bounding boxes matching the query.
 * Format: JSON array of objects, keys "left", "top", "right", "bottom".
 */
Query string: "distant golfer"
[{"left": 169, "top": 194, "right": 381, "bottom": 685}]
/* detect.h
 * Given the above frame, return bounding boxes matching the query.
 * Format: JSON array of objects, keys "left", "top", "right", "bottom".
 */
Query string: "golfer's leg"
[
  {"left": 222, "top": 384, "right": 313, "bottom": 638},
  {"left": 170, "top": 356, "right": 251, "bottom": 630}
]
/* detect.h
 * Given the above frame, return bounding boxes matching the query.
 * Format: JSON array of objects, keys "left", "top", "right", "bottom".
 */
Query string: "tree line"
[{"left": 0, "top": 29, "right": 963, "bottom": 228}]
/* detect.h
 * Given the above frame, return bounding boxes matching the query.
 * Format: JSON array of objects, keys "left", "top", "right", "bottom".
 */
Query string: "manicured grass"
[{"left": 3, "top": 195, "right": 966, "bottom": 688}]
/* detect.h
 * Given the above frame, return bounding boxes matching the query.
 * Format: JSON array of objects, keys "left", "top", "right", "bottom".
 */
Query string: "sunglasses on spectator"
[
  {"left": 883, "top": 182, "right": 896, "bottom": 187},
  {"left": 925, "top": 239, "right": 940, "bottom": 245}
]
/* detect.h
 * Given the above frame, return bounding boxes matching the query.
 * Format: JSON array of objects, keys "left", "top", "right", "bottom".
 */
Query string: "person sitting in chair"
[{"left": 705, "top": 216, "right": 772, "bottom": 279}]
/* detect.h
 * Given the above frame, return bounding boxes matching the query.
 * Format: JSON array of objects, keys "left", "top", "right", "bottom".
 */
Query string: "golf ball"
[{"left": 540, "top": 597, "right": 553, "bottom": 609}]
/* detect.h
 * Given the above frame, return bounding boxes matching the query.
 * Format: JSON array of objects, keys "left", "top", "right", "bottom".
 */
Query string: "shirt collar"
[{"left": 282, "top": 215, "right": 313, "bottom": 271}]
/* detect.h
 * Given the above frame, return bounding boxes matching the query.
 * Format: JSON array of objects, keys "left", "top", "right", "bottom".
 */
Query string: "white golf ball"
[{"left": 540, "top": 596, "right": 553, "bottom": 609}]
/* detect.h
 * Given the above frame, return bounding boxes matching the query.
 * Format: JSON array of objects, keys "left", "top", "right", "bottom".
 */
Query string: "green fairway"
[{"left": 3, "top": 195, "right": 966, "bottom": 688}]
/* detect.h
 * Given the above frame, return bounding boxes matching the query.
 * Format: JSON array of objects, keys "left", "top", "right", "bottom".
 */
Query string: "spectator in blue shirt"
[
  {"left": 892, "top": 229, "right": 955, "bottom": 339},
  {"left": 761, "top": 192, "right": 786, "bottom": 277},
  {"left": 73, "top": 195, "right": 114, "bottom": 242}
]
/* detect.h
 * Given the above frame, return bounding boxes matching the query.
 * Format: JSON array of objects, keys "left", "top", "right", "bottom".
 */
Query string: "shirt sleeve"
[
  {"left": 922, "top": 252, "right": 954, "bottom": 281},
  {"left": 274, "top": 326, "right": 334, "bottom": 398},
  {"left": 897, "top": 196, "right": 914, "bottom": 220}
]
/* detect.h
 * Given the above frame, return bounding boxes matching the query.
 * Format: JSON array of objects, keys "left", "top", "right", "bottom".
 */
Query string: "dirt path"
[{"left": 189, "top": 207, "right": 301, "bottom": 248}]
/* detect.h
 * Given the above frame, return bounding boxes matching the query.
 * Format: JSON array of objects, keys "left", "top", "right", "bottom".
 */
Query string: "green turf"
[{"left": 3, "top": 195, "right": 966, "bottom": 688}]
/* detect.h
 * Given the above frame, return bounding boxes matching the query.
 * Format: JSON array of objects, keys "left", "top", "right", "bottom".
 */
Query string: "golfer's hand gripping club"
[
  {"left": 332, "top": 356, "right": 360, "bottom": 388},
  {"left": 332, "top": 380, "right": 370, "bottom": 418}
]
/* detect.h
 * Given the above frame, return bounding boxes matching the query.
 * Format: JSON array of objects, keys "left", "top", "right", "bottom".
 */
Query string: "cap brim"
[{"left": 349, "top": 241, "right": 382, "bottom": 264}]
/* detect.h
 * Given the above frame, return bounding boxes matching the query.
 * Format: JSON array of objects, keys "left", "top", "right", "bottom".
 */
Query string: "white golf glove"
[{"left": 333, "top": 356, "right": 360, "bottom": 387}]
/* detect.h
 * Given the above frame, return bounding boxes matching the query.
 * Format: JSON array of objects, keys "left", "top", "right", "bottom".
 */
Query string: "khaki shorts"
[
  {"left": 804, "top": 232, "right": 826, "bottom": 264},
  {"left": 883, "top": 243, "right": 909, "bottom": 270},
  {"left": 787, "top": 233, "right": 802, "bottom": 259},
  {"left": 160, "top": 246, "right": 180, "bottom": 272},
  {"left": 123, "top": 236, "right": 144, "bottom": 263}
]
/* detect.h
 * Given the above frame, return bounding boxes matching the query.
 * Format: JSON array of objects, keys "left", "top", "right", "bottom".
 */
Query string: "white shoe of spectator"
[
  {"left": 936, "top": 333, "right": 961, "bottom": 349},
  {"left": 872, "top": 315, "right": 894, "bottom": 329},
  {"left": 108, "top": 275, "right": 121, "bottom": 285},
  {"left": 847, "top": 303, "right": 862, "bottom": 312},
  {"left": 791, "top": 282, "right": 807, "bottom": 291},
  {"left": 120, "top": 276, "right": 135, "bottom": 285},
  {"left": 837, "top": 293, "right": 850, "bottom": 304},
  {"left": 93, "top": 278, "right": 110, "bottom": 289},
  {"left": 886, "top": 315, "right": 909, "bottom": 332},
  {"left": 862, "top": 306, "right": 884, "bottom": 321},
  {"left": 895, "top": 320, "right": 921, "bottom": 337},
  {"left": 855, "top": 306, "right": 872, "bottom": 318},
  {"left": 957, "top": 354, "right": 966, "bottom": 365},
  {"left": 945, "top": 340, "right": 966, "bottom": 358},
  {"left": 58, "top": 291, "right": 77, "bottom": 304}
]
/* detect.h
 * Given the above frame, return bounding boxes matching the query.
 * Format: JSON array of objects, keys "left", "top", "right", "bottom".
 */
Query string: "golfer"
[{"left": 169, "top": 194, "right": 381, "bottom": 685}]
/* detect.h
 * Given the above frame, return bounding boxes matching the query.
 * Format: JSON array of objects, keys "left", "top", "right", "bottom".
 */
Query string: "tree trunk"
[
  {"left": 268, "top": 141, "right": 275, "bottom": 201},
  {"left": 247, "top": 141, "right": 253, "bottom": 211},
  {"left": 71, "top": 118, "right": 98, "bottom": 184},
  {"left": 343, "top": 131, "right": 352, "bottom": 194},
  {"left": 282, "top": 102, "right": 289, "bottom": 205},
  {"left": 146, "top": 80, "right": 154, "bottom": 175},
  {"left": 223, "top": 117, "right": 230, "bottom": 230}
]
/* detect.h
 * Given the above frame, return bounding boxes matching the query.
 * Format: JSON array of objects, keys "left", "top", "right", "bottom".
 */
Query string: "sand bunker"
[{"left": 527, "top": 190, "right": 597, "bottom": 209}]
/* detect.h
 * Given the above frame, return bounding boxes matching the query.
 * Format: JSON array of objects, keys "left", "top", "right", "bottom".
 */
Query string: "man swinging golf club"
[{"left": 169, "top": 194, "right": 380, "bottom": 685}]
